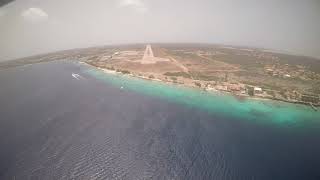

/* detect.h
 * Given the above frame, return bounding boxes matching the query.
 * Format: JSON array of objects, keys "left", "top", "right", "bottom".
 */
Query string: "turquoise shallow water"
[{"left": 84, "top": 67, "right": 320, "bottom": 127}]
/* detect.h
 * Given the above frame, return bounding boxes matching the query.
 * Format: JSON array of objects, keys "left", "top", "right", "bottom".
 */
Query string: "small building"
[
  {"left": 284, "top": 74, "right": 291, "bottom": 78},
  {"left": 265, "top": 68, "right": 274, "bottom": 75},
  {"left": 254, "top": 87, "right": 263, "bottom": 94}
]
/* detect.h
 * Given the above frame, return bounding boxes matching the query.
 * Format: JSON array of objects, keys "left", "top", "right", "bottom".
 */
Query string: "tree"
[
  {"left": 170, "top": 77, "right": 177, "bottom": 81},
  {"left": 247, "top": 87, "right": 254, "bottom": 96},
  {"left": 194, "top": 82, "right": 201, "bottom": 87}
]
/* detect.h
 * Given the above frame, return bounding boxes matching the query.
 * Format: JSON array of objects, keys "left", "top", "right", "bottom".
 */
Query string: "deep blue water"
[{"left": 0, "top": 61, "right": 319, "bottom": 180}]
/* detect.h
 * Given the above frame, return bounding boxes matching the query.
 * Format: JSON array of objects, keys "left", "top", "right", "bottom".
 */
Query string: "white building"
[{"left": 254, "top": 87, "right": 263, "bottom": 94}]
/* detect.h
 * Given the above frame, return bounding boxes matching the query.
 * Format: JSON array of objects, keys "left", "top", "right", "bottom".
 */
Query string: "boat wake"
[{"left": 72, "top": 73, "right": 83, "bottom": 80}]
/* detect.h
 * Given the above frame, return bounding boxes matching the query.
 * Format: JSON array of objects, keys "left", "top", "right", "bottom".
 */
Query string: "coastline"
[{"left": 84, "top": 62, "right": 319, "bottom": 110}]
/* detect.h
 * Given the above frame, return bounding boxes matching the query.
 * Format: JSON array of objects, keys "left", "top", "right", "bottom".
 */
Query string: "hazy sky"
[{"left": 0, "top": 0, "right": 319, "bottom": 61}]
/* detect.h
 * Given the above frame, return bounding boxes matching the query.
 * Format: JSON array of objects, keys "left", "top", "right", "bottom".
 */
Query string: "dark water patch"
[{"left": 0, "top": 61, "right": 319, "bottom": 179}]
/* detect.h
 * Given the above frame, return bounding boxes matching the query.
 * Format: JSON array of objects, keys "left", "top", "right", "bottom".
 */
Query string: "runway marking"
[{"left": 143, "top": 44, "right": 154, "bottom": 60}]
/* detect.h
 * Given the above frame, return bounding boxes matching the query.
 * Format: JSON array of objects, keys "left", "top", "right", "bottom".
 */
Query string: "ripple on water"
[{"left": 84, "top": 67, "right": 320, "bottom": 127}]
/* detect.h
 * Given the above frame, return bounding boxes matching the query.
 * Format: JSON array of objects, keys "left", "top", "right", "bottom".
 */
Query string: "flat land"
[{"left": 1, "top": 43, "right": 320, "bottom": 105}]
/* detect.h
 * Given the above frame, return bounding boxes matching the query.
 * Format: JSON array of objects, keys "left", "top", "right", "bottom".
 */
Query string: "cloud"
[
  {"left": 0, "top": 8, "right": 7, "bottom": 17},
  {"left": 0, "top": 9, "right": 6, "bottom": 17},
  {"left": 119, "top": 0, "right": 148, "bottom": 13},
  {"left": 21, "top": 7, "right": 48, "bottom": 22}
]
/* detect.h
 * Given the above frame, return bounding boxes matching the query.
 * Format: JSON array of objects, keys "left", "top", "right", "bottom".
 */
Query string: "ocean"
[{"left": 0, "top": 61, "right": 319, "bottom": 179}]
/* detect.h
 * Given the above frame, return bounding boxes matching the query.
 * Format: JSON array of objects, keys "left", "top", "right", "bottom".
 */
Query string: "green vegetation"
[
  {"left": 266, "top": 90, "right": 275, "bottom": 97},
  {"left": 170, "top": 77, "right": 177, "bottom": 81},
  {"left": 247, "top": 86, "right": 254, "bottom": 96},
  {"left": 105, "top": 66, "right": 115, "bottom": 70},
  {"left": 279, "top": 90, "right": 288, "bottom": 99},
  {"left": 311, "top": 83, "right": 320, "bottom": 94},
  {"left": 241, "top": 80, "right": 282, "bottom": 91},
  {"left": 116, "top": 69, "right": 130, "bottom": 74},
  {"left": 194, "top": 82, "right": 201, "bottom": 87},
  {"left": 190, "top": 71, "right": 220, "bottom": 81},
  {"left": 164, "top": 71, "right": 191, "bottom": 78}
]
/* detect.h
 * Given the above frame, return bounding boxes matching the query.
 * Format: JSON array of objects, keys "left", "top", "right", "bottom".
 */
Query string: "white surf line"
[{"left": 72, "top": 73, "right": 83, "bottom": 80}]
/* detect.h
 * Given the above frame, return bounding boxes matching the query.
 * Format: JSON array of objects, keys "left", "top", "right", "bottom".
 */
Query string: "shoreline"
[{"left": 84, "top": 63, "right": 319, "bottom": 110}]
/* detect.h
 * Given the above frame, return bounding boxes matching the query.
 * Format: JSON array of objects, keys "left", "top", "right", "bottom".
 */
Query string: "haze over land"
[
  {"left": 0, "top": 0, "right": 320, "bottom": 61},
  {"left": 1, "top": 2, "right": 320, "bottom": 179}
]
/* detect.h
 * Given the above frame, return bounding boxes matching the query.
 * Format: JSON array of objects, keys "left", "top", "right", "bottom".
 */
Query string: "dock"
[{"left": 309, "top": 103, "right": 318, "bottom": 111}]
